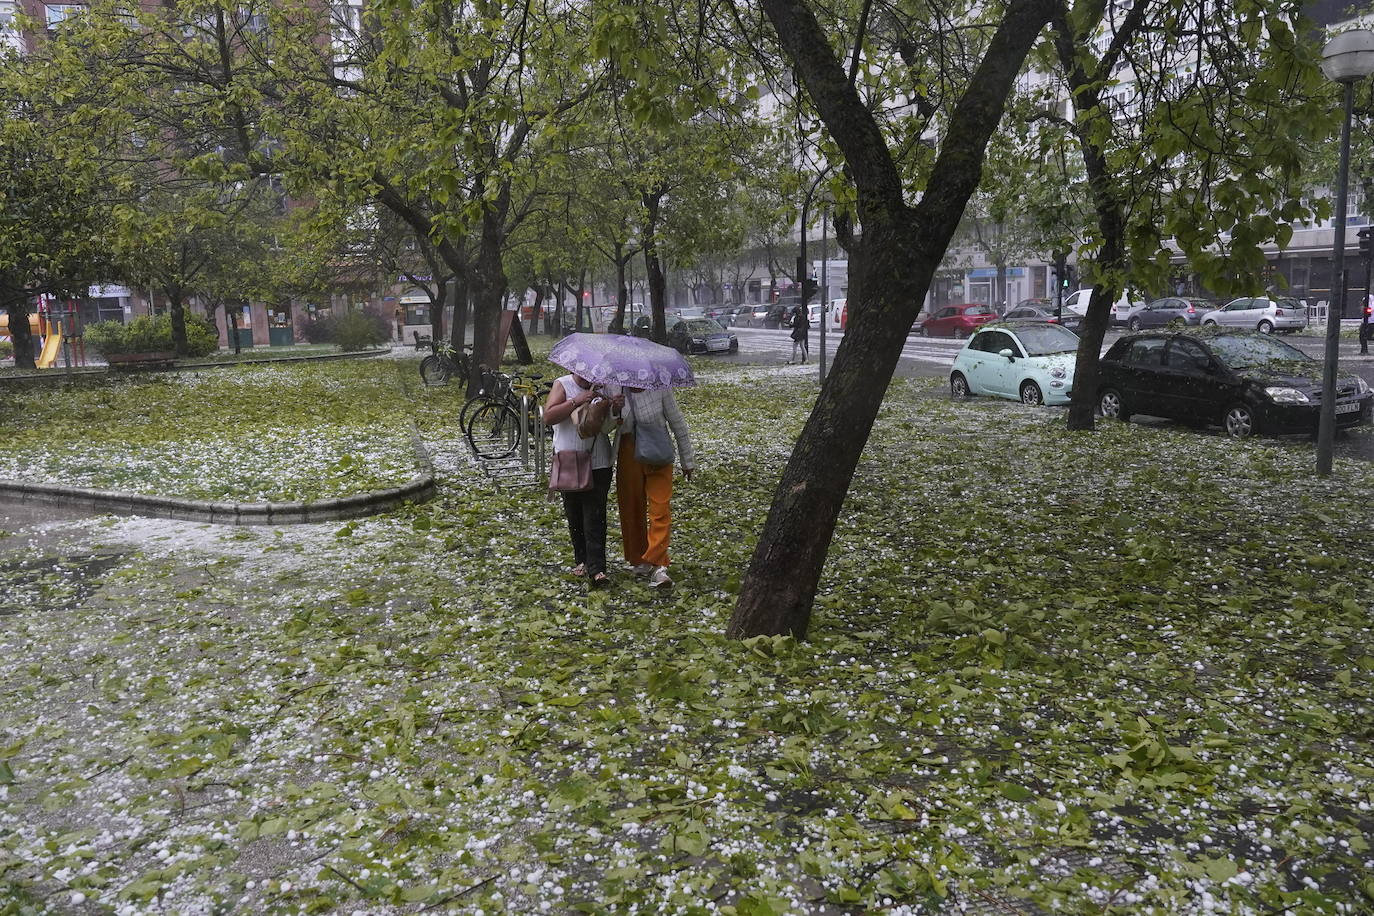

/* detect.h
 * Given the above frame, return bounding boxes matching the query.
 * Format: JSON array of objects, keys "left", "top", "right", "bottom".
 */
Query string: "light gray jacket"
[{"left": 617, "top": 387, "right": 695, "bottom": 469}]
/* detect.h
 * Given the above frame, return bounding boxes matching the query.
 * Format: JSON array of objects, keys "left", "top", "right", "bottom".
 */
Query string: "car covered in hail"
[{"left": 949, "top": 321, "right": 1080, "bottom": 406}]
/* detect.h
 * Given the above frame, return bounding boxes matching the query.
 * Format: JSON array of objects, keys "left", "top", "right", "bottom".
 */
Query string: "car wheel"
[
  {"left": 1223, "top": 403, "right": 1257, "bottom": 438},
  {"left": 1098, "top": 387, "right": 1128, "bottom": 421},
  {"left": 1257, "top": 320, "right": 1273, "bottom": 334},
  {"left": 1128, "top": 317, "right": 1142, "bottom": 332},
  {"left": 1020, "top": 381, "right": 1044, "bottom": 406},
  {"left": 956, "top": 328, "right": 969, "bottom": 340},
  {"left": 950, "top": 372, "right": 971, "bottom": 398},
  {"left": 918, "top": 326, "right": 929, "bottom": 337},
  {"left": 1203, "top": 320, "right": 1218, "bottom": 327}
]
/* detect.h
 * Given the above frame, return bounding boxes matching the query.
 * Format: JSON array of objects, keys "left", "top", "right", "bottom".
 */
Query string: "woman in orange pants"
[{"left": 614, "top": 386, "right": 694, "bottom": 588}]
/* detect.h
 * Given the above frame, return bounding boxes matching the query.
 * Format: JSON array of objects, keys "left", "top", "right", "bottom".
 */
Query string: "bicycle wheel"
[
  {"left": 419, "top": 354, "right": 452, "bottom": 385},
  {"left": 466, "top": 403, "right": 520, "bottom": 459},
  {"left": 459, "top": 392, "right": 493, "bottom": 433}
]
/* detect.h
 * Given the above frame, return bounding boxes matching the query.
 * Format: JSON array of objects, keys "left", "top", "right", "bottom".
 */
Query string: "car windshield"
[
  {"left": 1205, "top": 334, "right": 1312, "bottom": 369},
  {"left": 964, "top": 305, "right": 994, "bottom": 316},
  {"left": 684, "top": 318, "right": 724, "bottom": 333},
  {"left": 1012, "top": 324, "right": 1079, "bottom": 355}
]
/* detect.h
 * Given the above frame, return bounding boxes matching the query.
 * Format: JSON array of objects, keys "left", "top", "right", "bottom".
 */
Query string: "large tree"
[
  {"left": 727, "top": 0, "right": 1055, "bottom": 638},
  {"left": 1038, "top": 0, "right": 1334, "bottom": 429},
  {"left": 0, "top": 60, "right": 119, "bottom": 369}
]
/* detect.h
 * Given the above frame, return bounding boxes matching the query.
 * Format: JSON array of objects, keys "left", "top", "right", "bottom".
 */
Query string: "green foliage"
[
  {"left": 0, "top": 359, "right": 415, "bottom": 500},
  {"left": 84, "top": 314, "right": 218, "bottom": 358},
  {"left": 0, "top": 339, "right": 12, "bottom": 361},
  {"left": 330, "top": 309, "right": 390, "bottom": 351},
  {"left": 2, "top": 363, "right": 1372, "bottom": 913}
]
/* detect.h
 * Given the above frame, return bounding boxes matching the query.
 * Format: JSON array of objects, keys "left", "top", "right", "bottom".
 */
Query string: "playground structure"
[{"left": 0, "top": 301, "right": 84, "bottom": 369}]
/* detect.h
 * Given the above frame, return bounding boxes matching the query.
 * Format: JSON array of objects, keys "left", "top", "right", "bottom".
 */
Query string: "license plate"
[
  {"left": 707, "top": 339, "right": 729, "bottom": 351},
  {"left": 1336, "top": 400, "right": 1361, "bottom": 415}
]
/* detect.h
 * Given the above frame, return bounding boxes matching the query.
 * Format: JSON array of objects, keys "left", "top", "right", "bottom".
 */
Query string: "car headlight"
[
  {"left": 1264, "top": 386, "right": 1310, "bottom": 404},
  {"left": 1050, "top": 367, "right": 1067, "bottom": 380}
]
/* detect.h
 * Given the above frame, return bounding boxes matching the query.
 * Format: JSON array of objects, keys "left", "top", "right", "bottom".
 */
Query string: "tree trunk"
[
  {"left": 169, "top": 289, "right": 189, "bottom": 357},
  {"left": 430, "top": 278, "right": 448, "bottom": 348},
  {"left": 529, "top": 281, "right": 545, "bottom": 335},
  {"left": 6, "top": 299, "right": 35, "bottom": 370},
  {"left": 613, "top": 244, "right": 629, "bottom": 333},
  {"left": 727, "top": 0, "right": 1054, "bottom": 639},
  {"left": 450, "top": 273, "right": 469, "bottom": 353},
  {"left": 1053, "top": 10, "right": 1127, "bottom": 433},
  {"left": 643, "top": 190, "right": 668, "bottom": 342}
]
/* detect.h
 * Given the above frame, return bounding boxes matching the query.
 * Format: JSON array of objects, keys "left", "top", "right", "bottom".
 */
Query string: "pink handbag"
[{"left": 549, "top": 449, "right": 593, "bottom": 492}]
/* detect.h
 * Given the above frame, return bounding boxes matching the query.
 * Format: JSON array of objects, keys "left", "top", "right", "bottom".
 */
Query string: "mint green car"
[{"left": 949, "top": 322, "right": 1080, "bottom": 406}]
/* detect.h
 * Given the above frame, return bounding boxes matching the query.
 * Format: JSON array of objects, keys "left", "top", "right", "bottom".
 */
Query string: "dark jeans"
[{"left": 562, "top": 466, "right": 613, "bottom": 576}]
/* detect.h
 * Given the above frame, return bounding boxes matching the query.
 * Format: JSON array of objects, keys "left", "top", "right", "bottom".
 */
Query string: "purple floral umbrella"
[{"left": 548, "top": 333, "right": 696, "bottom": 390}]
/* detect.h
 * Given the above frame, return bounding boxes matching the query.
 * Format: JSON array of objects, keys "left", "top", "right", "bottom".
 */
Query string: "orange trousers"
[{"left": 616, "top": 433, "right": 675, "bottom": 568}]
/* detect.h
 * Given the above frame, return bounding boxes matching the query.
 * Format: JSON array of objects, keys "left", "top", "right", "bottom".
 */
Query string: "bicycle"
[
  {"left": 419, "top": 340, "right": 473, "bottom": 386},
  {"left": 464, "top": 372, "right": 550, "bottom": 460}
]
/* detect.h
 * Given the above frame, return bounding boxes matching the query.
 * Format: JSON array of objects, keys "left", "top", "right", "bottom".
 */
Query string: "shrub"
[
  {"left": 333, "top": 309, "right": 389, "bottom": 351},
  {"left": 0, "top": 338, "right": 13, "bottom": 361},
  {"left": 301, "top": 314, "right": 337, "bottom": 344},
  {"left": 84, "top": 313, "right": 220, "bottom": 357},
  {"left": 184, "top": 314, "right": 220, "bottom": 358}
]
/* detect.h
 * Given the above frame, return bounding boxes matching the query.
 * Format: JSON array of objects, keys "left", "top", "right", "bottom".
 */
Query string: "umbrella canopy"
[{"left": 548, "top": 333, "right": 696, "bottom": 390}]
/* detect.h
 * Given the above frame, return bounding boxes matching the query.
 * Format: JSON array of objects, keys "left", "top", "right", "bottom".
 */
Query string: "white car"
[
  {"left": 1200, "top": 297, "right": 1308, "bottom": 334},
  {"left": 949, "top": 321, "right": 1080, "bottom": 406},
  {"left": 1062, "top": 288, "right": 1146, "bottom": 322}
]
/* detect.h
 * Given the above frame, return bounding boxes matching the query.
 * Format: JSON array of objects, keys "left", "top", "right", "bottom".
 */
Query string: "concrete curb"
[{"left": 0, "top": 424, "right": 436, "bottom": 526}]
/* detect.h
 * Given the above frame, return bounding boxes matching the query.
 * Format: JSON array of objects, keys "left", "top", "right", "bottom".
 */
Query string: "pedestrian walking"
[
  {"left": 544, "top": 373, "right": 620, "bottom": 587},
  {"left": 788, "top": 307, "right": 810, "bottom": 363},
  {"left": 614, "top": 386, "right": 694, "bottom": 588}
]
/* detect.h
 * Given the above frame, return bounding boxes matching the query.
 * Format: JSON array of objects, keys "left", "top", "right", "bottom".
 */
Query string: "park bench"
[{"left": 413, "top": 331, "right": 432, "bottom": 351}]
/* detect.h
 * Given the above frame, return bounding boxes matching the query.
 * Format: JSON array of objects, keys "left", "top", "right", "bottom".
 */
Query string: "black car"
[
  {"left": 668, "top": 317, "right": 738, "bottom": 355},
  {"left": 1096, "top": 329, "right": 1373, "bottom": 438},
  {"left": 1001, "top": 303, "right": 1083, "bottom": 333}
]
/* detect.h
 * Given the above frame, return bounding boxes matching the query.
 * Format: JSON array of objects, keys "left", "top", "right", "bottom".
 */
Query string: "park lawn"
[
  {"left": 1, "top": 358, "right": 1373, "bottom": 915},
  {"left": 0, "top": 360, "right": 420, "bottom": 502}
]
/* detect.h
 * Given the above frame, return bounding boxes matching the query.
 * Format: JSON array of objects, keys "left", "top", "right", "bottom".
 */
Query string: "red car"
[{"left": 917, "top": 303, "right": 998, "bottom": 338}]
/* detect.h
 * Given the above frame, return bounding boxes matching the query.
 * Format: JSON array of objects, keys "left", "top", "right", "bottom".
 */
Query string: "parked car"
[
  {"left": 1062, "top": 288, "right": 1146, "bottom": 321},
  {"left": 1200, "top": 296, "right": 1307, "bottom": 334},
  {"left": 1122, "top": 297, "right": 1213, "bottom": 331},
  {"left": 668, "top": 317, "right": 738, "bottom": 355},
  {"left": 949, "top": 321, "right": 1079, "bottom": 406},
  {"left": 1001, "top": 303, "right": 1083, "bottom": 333},
  {"left": 1096, "top": 329, "right": 1372, "bottom": 437},
  {"left": 917, "top": 303, "right": 997, "bottom": 338}
]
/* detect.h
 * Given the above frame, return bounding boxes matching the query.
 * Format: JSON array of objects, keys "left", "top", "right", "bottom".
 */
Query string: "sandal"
[
  {"left": 591, "top": 572, "right": 610, "bottom": 588},
  {"left": 570, "top": 563, "right": 586, "bottom": 577}
]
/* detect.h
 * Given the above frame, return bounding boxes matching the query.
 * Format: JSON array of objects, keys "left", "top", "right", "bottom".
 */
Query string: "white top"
[
  {"left": 551, "top": 375, "right": 614, "bottom": 469},
  {"left": 615, "top": 386, "right": 695, "bottom": 470}
]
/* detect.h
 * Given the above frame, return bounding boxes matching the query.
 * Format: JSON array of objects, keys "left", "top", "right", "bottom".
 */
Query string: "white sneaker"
[
  {"left": 631, "top": 563, "right": 655, "bottom": 578},
  {"left": 648, "top": 566, "right": 672, "bottom": 588}
]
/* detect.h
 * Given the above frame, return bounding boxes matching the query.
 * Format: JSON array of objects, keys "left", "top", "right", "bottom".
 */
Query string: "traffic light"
[
  {"left": 801, "top": 277, "right": 819, "bottom": 303},
  {"left": 1359, "top": 226, "right": 1373, "bottom": 260}
]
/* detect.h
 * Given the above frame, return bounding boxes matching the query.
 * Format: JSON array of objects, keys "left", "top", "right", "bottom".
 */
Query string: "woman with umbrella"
[
  {"left": 543, "top": 371, "right": 620, "bottom": 587},
  {"left": 548, "top": 333, "right": 697, "bottom": 588}
]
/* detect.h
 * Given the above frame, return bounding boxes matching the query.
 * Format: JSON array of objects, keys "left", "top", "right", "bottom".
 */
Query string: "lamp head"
[{"left": 1322, "top": 29, "right": 1374, "bottom": 84}]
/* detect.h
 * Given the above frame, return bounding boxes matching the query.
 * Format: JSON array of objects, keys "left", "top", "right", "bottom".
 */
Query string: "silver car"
[{"left": 1201, "top": 297, "right": 1308, "bottom": 334}]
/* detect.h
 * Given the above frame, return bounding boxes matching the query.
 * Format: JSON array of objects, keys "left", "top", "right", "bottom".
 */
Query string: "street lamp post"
[{"left": 1317, "top": 29, "right": 1374, "bottom": 475}]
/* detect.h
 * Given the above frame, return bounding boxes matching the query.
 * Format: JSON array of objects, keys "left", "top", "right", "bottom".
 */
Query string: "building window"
[{"left": 45, "top": 4, "right": 82, "bottom": 29}]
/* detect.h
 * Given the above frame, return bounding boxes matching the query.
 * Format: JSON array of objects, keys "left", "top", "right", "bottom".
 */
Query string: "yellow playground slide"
[{"left": 36, "top": 320, "right": 61, "bottom": 368}]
